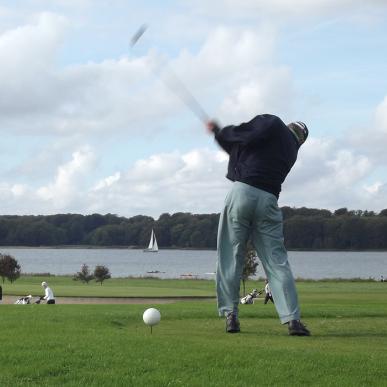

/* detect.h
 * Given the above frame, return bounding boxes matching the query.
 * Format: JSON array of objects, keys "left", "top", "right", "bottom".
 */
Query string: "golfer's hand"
[{"left": 206, "top": 120, "right": 220, "bottom": 135}]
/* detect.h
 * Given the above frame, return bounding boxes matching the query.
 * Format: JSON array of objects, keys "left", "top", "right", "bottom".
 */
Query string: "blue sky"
[{"left": 1, "top": 0, "right": 387, "bottom": 217}]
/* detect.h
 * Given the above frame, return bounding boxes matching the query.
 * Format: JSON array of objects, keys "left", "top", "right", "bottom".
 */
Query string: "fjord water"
[{"left": 1, "top": 248, "right": 386, "bottom": 280}]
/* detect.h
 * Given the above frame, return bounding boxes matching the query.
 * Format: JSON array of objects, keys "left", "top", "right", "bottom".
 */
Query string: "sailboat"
[{"left": 143, "top": 229, "right": 159, "bottom": 252}]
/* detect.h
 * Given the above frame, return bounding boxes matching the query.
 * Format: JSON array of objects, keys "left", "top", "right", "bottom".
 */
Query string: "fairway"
[
  {"left": 1, "top": 281, "right": 387, "bottom": 386},
  {"left": 2, "top": 275, "right": 216, "bottom": 299}
]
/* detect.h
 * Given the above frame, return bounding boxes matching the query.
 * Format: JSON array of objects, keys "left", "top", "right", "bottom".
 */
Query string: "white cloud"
[
  {"left": 44, "top": 0, "right": 92, "bottom": 8},
  {"left": 219, "top": 67, "right": 293, "bottom": 122},
  {"left": 0, "top": 13, "right": 169, "bottom": 136},
  {"left": 130, "top": 152, "right": 184, "bottom": 181},
  {"left": 0, "top": 16, "right": 290, "bottom": 137},
  {"left": 348, "top": 95, "right": 387, "bottom": 164},
  {"left": 0, "top": 13, "right": 67, "bottom": 114},
  {"left": 10, "top": 184, "right": 27, "bottom": 197},
  {"left": 94, "top": 172, "right": 121, "bottom": 191},
  {"left": 281, "top": 136, "right": 379, "bottom": 210},
  {"left": 0, "top": 2, "right": 386, "bottom": 217},
  {"left": 375, "top": 96, "right": 387, "bottom": 133},
  {"left": 0, "top": 136, "right": 386, "bottom": 216},
  {"left": 162, "top": 26, "right": 292, "bottom": 123},
  {"left": 364, "top": 181, "right": 382, "bottom": 195},
  {"left": 191, "top": 0, "right": 387, "bottom": 20},
  {"left": 87, "top": 148, "right": 230, "bottom": 216},
  {"left": 0, "top": 13, "right": 293, "bottom": 216},
  {"left": 0, "top": 147, "right": 228, "bottom": 216},
  {"left": 36, "top": 146, "right": 97, "bottom": 209},
  {"left": 327, "top": 150, "right": 370, "bottom": 186}
]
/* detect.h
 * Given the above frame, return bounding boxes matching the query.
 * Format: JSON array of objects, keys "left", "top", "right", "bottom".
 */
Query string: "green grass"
[
  {"left": 4, "top": 275, "right": 386, "bottom": 299},
  {"left": 2, "top": 275, "right": 216, "bottom": 298},
  {"left": 1, "top": 281, "right": 387, "bottom": 386}
]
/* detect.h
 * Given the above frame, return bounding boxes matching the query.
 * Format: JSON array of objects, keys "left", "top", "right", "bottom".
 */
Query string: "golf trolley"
[
  {"left": 14, "top": 295, "right": 44, "bottom": 304},
  {"left": 240, "top": 288, "right": 263, "bottom": 304}
]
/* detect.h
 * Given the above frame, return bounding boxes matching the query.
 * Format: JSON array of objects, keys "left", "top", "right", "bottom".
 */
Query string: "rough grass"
[{"left": 0, "top": 281, "right": 387, "bottom": 386}]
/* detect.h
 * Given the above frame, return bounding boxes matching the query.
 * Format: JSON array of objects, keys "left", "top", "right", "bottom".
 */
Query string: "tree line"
[{"left": 0, "top": 207, "right": 386, "bottom": 250}]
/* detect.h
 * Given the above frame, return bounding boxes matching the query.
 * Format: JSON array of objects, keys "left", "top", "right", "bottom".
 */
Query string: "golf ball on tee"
[{"left": 143, "top": 308, "right": 161, "bottom": 326}]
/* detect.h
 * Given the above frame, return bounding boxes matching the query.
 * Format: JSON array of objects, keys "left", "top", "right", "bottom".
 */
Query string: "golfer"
[
  {"left": 41, "top": 281, "right": 55, "bottom": 304},
  {"left": 207, "top": 113, "right": 310, "bottom": 336}
]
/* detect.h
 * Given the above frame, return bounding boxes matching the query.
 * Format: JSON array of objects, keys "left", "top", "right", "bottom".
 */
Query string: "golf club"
[
  {"left": 130, "top": 25, "right": 209, "bottom": 123},
  {"left": 130, "top": 24, "right": 148, "bottom": 48}
]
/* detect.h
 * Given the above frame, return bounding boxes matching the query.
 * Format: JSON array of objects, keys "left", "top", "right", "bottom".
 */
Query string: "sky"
[{"left": 1, "top": 0, "right": 387, "bottom": 218}]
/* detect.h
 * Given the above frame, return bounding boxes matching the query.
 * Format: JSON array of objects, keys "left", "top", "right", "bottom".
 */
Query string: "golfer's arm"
[
  {"left": 215, "top": 118, "right": 270, "bottom": 148},
  {"left": 214, "top": 126, "right": 234, "bottom": 154}
]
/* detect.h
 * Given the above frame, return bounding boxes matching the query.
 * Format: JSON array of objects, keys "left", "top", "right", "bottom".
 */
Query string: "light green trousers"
[{"left": 216, "top": 182, "right": 300, "bottom": 324}]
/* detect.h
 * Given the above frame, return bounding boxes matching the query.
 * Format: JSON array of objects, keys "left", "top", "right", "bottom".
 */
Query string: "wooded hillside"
[{"left": 0, "top": 207, "right": 386, "bottom": 249}]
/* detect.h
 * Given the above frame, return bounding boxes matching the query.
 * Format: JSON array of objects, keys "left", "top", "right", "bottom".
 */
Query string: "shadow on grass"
[{"left": 110, "top": 320, "right": 126, "bottom": 329}]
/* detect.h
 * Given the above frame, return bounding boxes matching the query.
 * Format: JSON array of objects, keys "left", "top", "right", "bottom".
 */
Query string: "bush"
[
  {"left": 94, "top": 265, "right": 111, "bottom": 285},
  {"left": 73, "top": 264, "right": 94, "bottom": 284}
]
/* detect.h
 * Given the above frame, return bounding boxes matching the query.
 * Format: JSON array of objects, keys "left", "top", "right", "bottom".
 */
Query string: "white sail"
[
  {"left": 144, "top": 229, "right": 158, "bottom": 252},
  {"left": 147, "top": 230, "right": 154, "bottom": 250},
  {"left": 152, "top": 233, "right": 158, "bottom": 251}
]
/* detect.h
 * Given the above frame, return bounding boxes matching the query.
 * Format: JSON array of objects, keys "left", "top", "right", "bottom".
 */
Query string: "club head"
[{"left": 130, "top": 24, "right": 148, "bottom": 48}]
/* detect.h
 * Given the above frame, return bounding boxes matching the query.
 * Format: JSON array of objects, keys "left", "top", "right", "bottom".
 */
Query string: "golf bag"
[
  {"left": 240, "top": 288, "right": 262, "bottom": 304},
  {"left": 14, "top": 295, "right": 44, "bottom": 304},
  {"left": 14, "top": 295, "right": 33, "bottom": 304}
]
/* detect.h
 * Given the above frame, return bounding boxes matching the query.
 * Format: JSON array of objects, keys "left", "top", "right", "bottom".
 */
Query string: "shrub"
[
  {"left": 73, "top": 264, "right": 94, "bottom": 284},
  {"left": 94, "top": 265, "right": 111, "bottom": 285},
  {"left": 0, "top": 254, "right": 21, "bottom": 283}
]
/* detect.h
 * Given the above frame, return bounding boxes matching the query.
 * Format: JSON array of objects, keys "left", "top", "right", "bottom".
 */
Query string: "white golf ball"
[{"left": 143, "top": 308, "right": 161, "bottom": 326}]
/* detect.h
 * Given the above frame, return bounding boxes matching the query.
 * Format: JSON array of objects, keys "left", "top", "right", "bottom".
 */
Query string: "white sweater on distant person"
[{"left": 44, "top": 287, "right": 55, "bottom": 301}]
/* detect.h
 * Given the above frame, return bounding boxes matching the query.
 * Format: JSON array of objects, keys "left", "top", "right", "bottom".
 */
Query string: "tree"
[
  {"left": 379, "top": 209, "right": 387, "bottom": 217},
  {"left": 88, "top": 224, "right": 128, "bottom": 246},
  {"left": 73, "top": 264, "right": 94, "bottom": 284},
  {"left": 334, "top": 208, "right": 348, "bottom": 216},
  {"left": 94, "top": 265, "right": 111, "bottom": 285},
  {"left": 0, "top": 254, "right": 21, "bottom": 283},
  {"left": 241, "top": 249, "right": 259, "bottom": 296}
]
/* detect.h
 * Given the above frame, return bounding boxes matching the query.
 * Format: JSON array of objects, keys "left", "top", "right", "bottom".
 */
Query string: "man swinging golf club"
[{"left": 207, "top": 114, "right": 310, "bottom": 336}]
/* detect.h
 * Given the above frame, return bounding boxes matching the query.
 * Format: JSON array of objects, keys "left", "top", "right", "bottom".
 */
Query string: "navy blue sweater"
[{"left": 214, "top": 114, "right": 300, "bottom": 198}]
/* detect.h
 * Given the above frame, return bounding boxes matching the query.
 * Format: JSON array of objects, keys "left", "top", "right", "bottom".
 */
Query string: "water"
[
  {"left": 288, "top": 251, "right": 387, "bottom": 280},
  {"left": 1, "top": 248, "right": 387, "bottom": 280}
]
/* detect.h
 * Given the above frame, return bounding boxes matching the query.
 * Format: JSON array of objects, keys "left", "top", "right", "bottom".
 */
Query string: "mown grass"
[
  {"left": 3, "top": 275, "right": 386, "bottom": 299},
  {"left": 0, "top": 281, "right": 387, "bottom": 386},
  {"left": 2, "top": 275, "right": 216, "bottom": 298}
]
